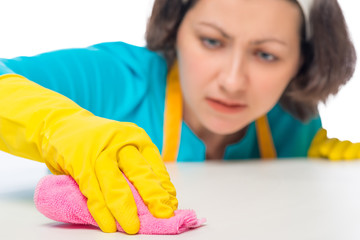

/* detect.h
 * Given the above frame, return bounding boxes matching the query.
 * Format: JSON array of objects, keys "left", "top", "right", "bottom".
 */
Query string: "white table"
[{"left": 2, "top": 155, "right": 360, "bottom": 240}]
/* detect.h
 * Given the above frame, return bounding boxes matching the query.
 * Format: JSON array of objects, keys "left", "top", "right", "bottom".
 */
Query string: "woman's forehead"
[
  {"left": 190, "top": 0, "right": 301, "bottom": 21},
  {"left": 186, "top": 0, "right": 302, "bottom": 42}
]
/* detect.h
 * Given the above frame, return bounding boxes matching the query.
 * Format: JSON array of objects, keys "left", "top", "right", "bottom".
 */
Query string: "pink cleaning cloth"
[{"left": 34, "top": 175, "right": 205, "bottom": 235}]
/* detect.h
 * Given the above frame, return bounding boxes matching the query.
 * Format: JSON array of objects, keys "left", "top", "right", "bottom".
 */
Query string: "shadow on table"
[
  {"left": 0, "top": 188, "right": 35, "bottom": 201},
  {"left": 44, "top": 222, "right": 100, "bottom": 231}
]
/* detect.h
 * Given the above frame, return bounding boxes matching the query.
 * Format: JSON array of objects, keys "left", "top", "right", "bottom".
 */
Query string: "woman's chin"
[{"left": 203, "top": 120, "right": 248, "bottom": 136}]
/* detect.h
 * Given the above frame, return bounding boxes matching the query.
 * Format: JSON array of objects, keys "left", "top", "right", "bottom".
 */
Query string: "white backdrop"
[
  {"left": 0, "top": 0, "right": 358, "bottom": 140},
  {"left": 0, "top": 0, "right": 359, "bottom": 191}
]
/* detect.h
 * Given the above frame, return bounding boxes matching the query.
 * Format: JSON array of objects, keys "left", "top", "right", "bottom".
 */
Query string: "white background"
[{"left": 0, "top": 0, "right": 359, "bottom": 191}]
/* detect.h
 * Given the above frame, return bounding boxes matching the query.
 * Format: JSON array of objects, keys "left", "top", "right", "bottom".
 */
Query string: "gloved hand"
[
  {"left": 308, "top": 128, "right": 360, "bottom": 161},
  {"left": 0, "top": 74, "right": 178, "bottom": 234}
]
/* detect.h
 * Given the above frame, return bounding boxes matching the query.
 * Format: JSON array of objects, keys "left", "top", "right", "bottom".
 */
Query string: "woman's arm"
[
  {"left": 0, "top": 42, "right": 177, "bottom": 234},
  {"left": 0, "top": 42, "right": 165, "bottom": 119}
]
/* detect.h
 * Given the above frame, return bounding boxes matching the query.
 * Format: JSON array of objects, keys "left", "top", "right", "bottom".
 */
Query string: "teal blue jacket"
[{"left": 0, "top": 41, "right": 321, "bottom": 161}]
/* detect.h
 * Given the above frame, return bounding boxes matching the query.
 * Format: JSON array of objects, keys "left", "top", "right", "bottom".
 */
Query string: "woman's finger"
[
  {"left": 95, "top": 147, "right": 140, "bottom": 234},
  {"left": 141, "top": 146, "right": 178, "bottom": 210},
  {"left": 118, "top": 145, "right": 175, "bottom": 219}
]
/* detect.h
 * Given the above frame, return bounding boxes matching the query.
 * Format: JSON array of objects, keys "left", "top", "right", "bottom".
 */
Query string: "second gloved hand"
[{"left": 308, "top": 128, "right": 360, "bottom": 161}]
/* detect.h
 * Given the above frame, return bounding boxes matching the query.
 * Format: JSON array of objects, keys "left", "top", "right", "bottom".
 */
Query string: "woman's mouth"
[{"left": 206, "top": 98, "right": 247, "bottom": 114}]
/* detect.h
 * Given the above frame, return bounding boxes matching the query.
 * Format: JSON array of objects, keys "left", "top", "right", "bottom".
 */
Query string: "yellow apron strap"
[
  {"left": 255, "top": 115, "right": 277, "bottom": 159},
  {"left": 162, "top": 62, "right": 276, "bottom": 161},
  {"left": 161, "top": 62, "right": 182, "bottom": 162}
]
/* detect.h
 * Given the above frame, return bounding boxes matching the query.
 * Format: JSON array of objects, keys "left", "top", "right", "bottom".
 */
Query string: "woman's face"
[{"left": 176, "top": 0, "right": 303, "bottom": 136}]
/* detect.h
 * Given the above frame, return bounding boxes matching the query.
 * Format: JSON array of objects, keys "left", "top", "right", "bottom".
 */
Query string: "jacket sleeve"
[
  {"left": 0, "top": 42, "right": 167, "bottom": 120},
  {"left": 267, "top": 104, "right": 322, "bottom": 158},
  {"left": 0, "top": 42, "right": 168, "bottom": 161}
]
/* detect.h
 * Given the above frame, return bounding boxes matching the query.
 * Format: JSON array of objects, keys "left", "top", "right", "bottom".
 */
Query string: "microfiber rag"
[{"left": 34, "top": 175, "right": 205, "bottom": 234}]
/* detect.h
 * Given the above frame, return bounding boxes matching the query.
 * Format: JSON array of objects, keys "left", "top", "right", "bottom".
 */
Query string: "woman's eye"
[
  {"left": 256, "top": 51, "right": 277, "bottom": 62},
  {"left": 201, "top": 37, "right": 222, "bottom": 49}
]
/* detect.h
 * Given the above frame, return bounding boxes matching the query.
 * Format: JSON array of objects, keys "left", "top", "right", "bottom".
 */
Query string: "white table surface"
[{"left": 2, "top": 153, "right": 360, "bottom": 240}]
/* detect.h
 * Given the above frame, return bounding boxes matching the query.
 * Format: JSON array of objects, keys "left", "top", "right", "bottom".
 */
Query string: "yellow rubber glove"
[
  {"left": 308, "top": 128, "right": 360, "bottom": 161},
  {"left": 0, "top": 74, "right": 178, "bottom": 234}
]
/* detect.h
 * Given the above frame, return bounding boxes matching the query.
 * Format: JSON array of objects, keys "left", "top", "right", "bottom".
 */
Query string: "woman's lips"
[{"left": 206, "top": 98, "right": 247, "bottom": 114}]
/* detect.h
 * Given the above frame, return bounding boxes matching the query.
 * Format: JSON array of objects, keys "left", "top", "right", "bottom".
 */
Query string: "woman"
[{"left": 0, "top": 0, "right": 356, "bottom": 234}]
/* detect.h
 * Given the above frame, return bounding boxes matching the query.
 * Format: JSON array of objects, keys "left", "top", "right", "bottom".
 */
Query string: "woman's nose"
[{"left": 218, "top": 53, "right": 248, "bottom": 94}]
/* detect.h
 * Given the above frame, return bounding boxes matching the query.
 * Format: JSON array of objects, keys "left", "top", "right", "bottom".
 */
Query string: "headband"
[
  {"left": 181, "top": 0, "right": 314, "bottom": 39},
  {"left": 297, "top": 0, "right": 314, "bottom": 39}
]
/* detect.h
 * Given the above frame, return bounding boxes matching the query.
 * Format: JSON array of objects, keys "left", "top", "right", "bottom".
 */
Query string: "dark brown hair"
[{"left": 146, "top": 0, "right": 357, "bottom": 121}]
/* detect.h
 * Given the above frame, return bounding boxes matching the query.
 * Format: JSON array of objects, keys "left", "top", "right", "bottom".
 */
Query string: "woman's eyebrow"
[
  {"left": 251, "top": 39, "right": 288, "bottom": 46},
  {"left": 197, "top": 21, "right": 231, "bottom": 39},
  {"left": 196, "top": 22, "right": 287, "bottom": 46}
]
